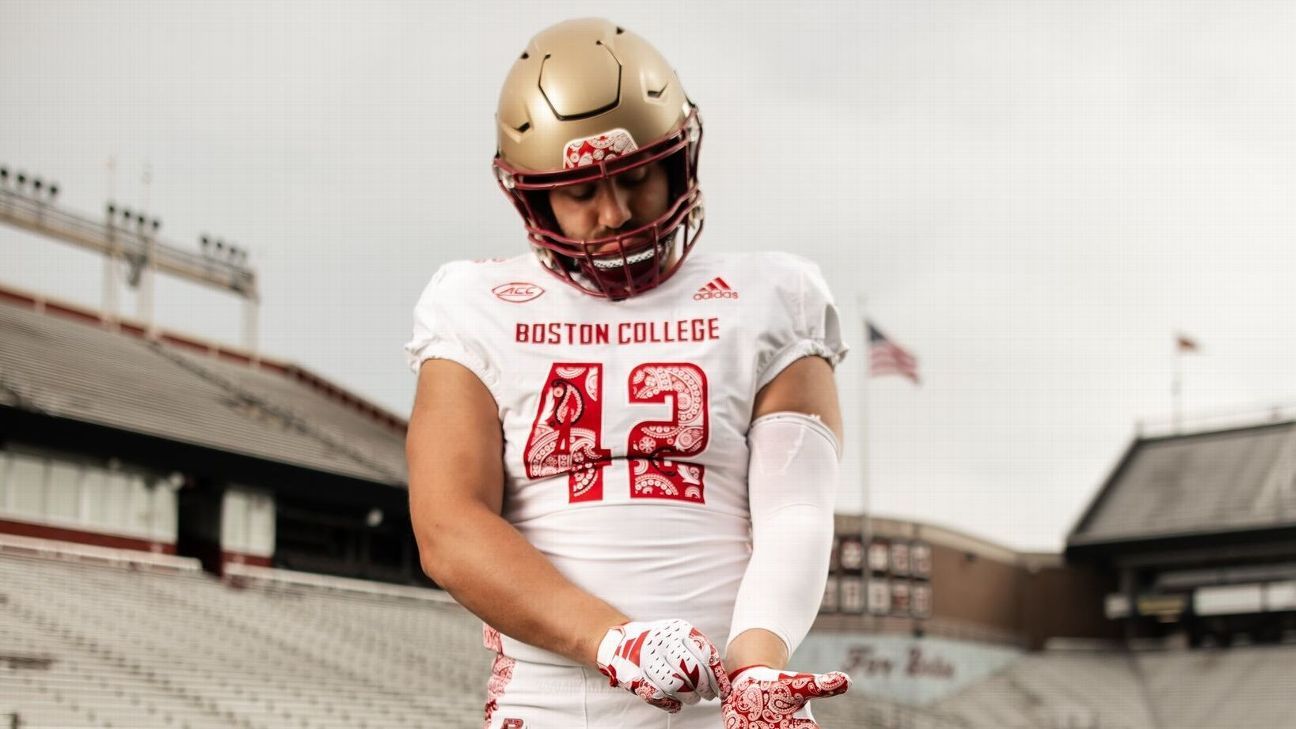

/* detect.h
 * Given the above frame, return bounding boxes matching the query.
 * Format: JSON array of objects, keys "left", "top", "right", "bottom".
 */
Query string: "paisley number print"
[
  {"left": 627, "top": 363, "right": 708, "bottom": 503},
  {"left": 522, "top": 363, "right": 612, "bottom": 502},
  {"left": 524, "top": 362, "right": 710, "bottom": 503}
]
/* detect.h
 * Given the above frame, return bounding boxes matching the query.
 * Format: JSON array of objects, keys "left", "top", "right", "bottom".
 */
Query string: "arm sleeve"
[
  {"left": 727, "top": 412, "right": 840, "bottom": 657},
  {"left": 754, "top": 256, "right": 849, "bottom": 393},
  {"left": 402, "top": 264, "right": 500, "bottom": 399}
]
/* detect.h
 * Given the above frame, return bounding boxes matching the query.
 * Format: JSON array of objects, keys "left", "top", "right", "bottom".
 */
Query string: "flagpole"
[
  {"left": 1172, "top": 342, "right": 1183, "bottom": 434},
  {"left": 856, "top": 293, "right": 872, "bottom": 616}
]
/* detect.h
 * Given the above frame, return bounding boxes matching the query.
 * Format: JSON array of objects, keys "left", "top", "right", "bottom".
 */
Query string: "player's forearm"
[
  {"left": 414, "top": 497, "right": 627, "bottom": 665},
  {"left": 726, "top": 503, "right": 832, "bottom": 657},
  {"left": 726, "top": 628, "right": 789, "bottom": 672}
]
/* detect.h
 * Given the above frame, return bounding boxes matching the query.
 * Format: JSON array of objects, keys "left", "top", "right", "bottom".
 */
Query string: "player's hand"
[
  {"left": 595, "top": 619, "right": 731, "bottom": 713},
  {"left": 721, "top": 665, "right": 851, "bottom": 728}
]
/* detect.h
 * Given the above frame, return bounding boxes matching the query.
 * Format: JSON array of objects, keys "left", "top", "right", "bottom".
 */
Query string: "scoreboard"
[{"left": 824, "top": 534, "right": 933, "bottom": 619}]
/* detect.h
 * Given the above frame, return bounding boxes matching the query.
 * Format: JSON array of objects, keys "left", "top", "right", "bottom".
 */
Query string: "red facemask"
[{"left": 493, "top": 109, "right": 704, "bottom": 300}]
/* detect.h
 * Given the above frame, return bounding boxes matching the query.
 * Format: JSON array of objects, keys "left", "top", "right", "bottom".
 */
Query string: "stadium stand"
[
  {"left": 814, "top": 641, "right": 1296, "bottom": 729},
  {"left": 814, "top": 693, "right": 972, "bottom": 729},
  {"left": 1, "top": 285, "right": 417, "bottom": 583},
  {"left": 0, "top": 545, "right": 490, "bottom": 728},
  {"left": 1135, "top": 645, "right": 1296, "bottom": 729},
  {"left": 934, "top": 650, "right": 1157, "bottom": 729},
  {"left": 8, "top": 541, "right": 1294, "bottom": 728},
  {"left": 0, "top": 288, "right": 406, "bottom": 486}
]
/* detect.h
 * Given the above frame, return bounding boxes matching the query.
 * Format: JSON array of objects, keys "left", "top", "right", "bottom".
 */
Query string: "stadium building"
[
  {"left": 800, "top": 422, "right": 1296, "bottom": 727},
  {"left": 1067, "top": 419, "right": 1296, "bottom": 649},
  {"left": 0, "top": 283, "right": 416, "bottom": 584}
]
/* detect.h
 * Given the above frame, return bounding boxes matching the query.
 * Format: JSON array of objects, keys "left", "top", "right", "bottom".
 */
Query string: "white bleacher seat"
[{"left": 7, "top": 547, "right": 1296, "bottom": 728}]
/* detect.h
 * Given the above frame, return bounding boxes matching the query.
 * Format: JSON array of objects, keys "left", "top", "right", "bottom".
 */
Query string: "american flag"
[{"left": 868, "top": 321, "right": 920, "bottom": 384}]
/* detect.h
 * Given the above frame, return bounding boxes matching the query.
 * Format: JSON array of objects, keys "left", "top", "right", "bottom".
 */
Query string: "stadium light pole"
[
  {"left": 104, "top": 154, "right": 119, "bottom": 328},
  {"left": 103, "top": 201, "right": 120, "bottom": 329},
  {"left": 138, "top": 210, "right": 157, "bottom": 339},
  {"left": 1, "top": 166, "right": 263, "bottom": 355}
]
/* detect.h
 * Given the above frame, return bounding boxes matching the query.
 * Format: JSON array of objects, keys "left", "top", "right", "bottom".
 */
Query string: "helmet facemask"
[{"left": 494, "top": 109, "right": 703, "bottom": 300}]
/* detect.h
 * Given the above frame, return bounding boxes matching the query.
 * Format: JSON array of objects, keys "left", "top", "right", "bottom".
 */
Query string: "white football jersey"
[{"left": 404, "top": 250, "right": 847, "bottom": 665}]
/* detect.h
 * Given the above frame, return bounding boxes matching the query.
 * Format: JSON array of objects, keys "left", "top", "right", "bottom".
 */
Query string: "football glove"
[
  {"left": 722, "top": 665, "right": 852, "bottom": 728},
  {"left": 595, "top": 619, "right": 731, "bottom": 713}
]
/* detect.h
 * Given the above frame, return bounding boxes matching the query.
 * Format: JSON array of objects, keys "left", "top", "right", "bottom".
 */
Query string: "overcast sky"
[{"left": 4, "top": 0, "right": 1294, "bottom": 551}]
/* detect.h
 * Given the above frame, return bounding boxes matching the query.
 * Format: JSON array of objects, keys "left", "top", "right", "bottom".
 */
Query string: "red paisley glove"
[
  {"left": 595, "top": 619, "right": 731, "bottom": 713},
  {"left": 722, "top": 665, "right": 851, "bottom": 728}
]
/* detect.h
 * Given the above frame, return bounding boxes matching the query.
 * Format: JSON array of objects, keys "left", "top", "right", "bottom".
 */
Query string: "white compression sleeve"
[{"left": 728, "top": 411, "right": 841, "bottom": 656}]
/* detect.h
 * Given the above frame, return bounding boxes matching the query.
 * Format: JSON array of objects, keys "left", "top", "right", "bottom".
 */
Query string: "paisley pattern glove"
[{"left": 722, "top": 665, "right": 851, "bottom": 728}]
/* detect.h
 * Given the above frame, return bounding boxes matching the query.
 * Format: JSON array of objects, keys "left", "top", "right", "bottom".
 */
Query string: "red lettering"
[
  {"left": 522, "top": 320, "right": 719, "bottom": 346},
  {"left": 843, "top": 646, "right": 894, "bottom": 676},
  {"left": 906, "top": 647, "right": 955, "bottom": 679},
  {"left": 663, "top": 321, "right": 676, "bottom": 343}
]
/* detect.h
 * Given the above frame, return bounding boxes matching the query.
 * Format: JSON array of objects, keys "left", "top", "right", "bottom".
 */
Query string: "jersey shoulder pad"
[
  {"left": 758, "top": 251, "right": 829, "bottom": 287},
  {"left": 699, "top": 250, "right": 831, "bottom": 302},
  {"left": 423, "top": 254, "right": 541, "bottom": 302}
]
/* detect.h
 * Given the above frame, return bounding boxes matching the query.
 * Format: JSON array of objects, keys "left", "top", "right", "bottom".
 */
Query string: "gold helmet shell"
[
  {"left": 497, "top": 18, "right": 691, "bottom": 173},
  {"left": 493, "top": 18, "right": 704, "bottom": 299}
]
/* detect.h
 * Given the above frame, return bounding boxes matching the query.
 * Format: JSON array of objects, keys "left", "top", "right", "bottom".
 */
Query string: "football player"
[{"left": 406, "top": 18, "right": 851, "bottom": 728}]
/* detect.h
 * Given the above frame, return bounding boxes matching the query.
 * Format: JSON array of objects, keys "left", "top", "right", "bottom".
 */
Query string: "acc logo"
[{"left": 493, "top": 282, "right": 545, "bottom": 303}]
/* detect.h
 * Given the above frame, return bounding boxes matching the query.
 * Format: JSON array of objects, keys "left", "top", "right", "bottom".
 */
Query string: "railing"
[
  {"left": 224, "top": 561, "right": 458, "bottom": 604},
  {"left": 0, "top": 186, "right": 256, "bottom": 298},
  {"left": 0, "top": 532, "right": 200, "bottom": 573}
]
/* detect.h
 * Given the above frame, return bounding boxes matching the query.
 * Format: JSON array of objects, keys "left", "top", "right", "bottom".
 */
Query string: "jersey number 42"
[{"left": 523, "top": 362, "right": 709, "bottom": 504}]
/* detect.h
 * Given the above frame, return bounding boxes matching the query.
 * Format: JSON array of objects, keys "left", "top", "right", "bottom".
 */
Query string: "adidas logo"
[{"left": 693, "top": 277, "right": 739, "bottom": 301}]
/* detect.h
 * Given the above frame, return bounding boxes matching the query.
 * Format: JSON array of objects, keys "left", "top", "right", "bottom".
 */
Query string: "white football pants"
[{"left": 484, "top": 653, "right": 722, "bottom": 729}]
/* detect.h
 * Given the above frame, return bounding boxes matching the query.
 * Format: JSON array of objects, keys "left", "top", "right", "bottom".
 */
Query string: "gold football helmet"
[{"left": 493, "top": 18, "right": 703, "bottom": 299}]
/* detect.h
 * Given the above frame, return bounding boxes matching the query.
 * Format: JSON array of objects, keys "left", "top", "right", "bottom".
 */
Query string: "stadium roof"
[
  {"left": 0, "top": 285, "right": 408, "bottom": 485},
  {"left": 1068, "top": 419, "right": 1296, "bottom": 552}
]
